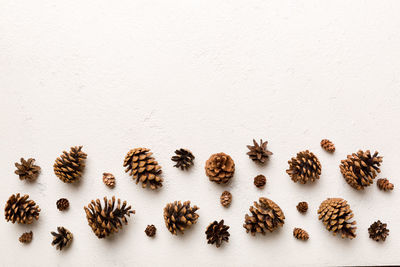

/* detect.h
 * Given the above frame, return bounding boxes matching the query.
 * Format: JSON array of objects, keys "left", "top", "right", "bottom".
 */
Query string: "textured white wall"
[{"left": 1, "top": 1, "right": 400, "bottom": 266}]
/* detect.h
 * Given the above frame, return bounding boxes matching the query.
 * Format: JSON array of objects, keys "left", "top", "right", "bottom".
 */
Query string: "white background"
[{"left": 1, "top": 1, "right": 400, "bottom": 266}]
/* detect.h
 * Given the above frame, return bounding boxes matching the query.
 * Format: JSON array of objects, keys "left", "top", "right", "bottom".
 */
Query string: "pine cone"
[
  {"left": 5, "top": 193, "right": 40, "bottom": 224},
  {"left": 84, "top": 196, "right": 135, "bottom": 238},
  {"left": 103, "top": 173, "right": 116, "bottom": 188},
  {"left": 368, "top": 220, "right": 389, "bottom": 242},
  {"left": 205, "top": 220, "right": 230, "bottom": 248},
  {"left": 163, "top": 201, "right": 199, "bottom": 235},
  {"left": 377, "top": 178, "right": 394, "bottom": 191},
  {"left": 54, "top": 146, "right": 87, "bottom": 183},
  {"left": 254, "top": 174, "right": 266, "bottom": 188},
  {"left": 51, "top": 227, "right": 73, "bottom": 250},
  {"left": 56, "top": 198, "right": 69, "bottom": 211},
  {"left": 220, "top": 191, "right": 232, "bottom": 207},
  {"left": 296, "top": 201, "right": 308, "bottom": 213},
  {"left": 320, "top": 139, "right": 335, "bottom": 153},
  {"left": 247, "top": 139, "right": 273, "bottom": 164},
  {"left": 286, "top": 150, "right": 321, "bottom": 184},
  {"left": 318, "top": 198, "right": 356, "bottom": 239},
  {"left": 14, "top": 158, "right": 41, "bottom": 181},
  {"left": 293, "top": 228, "right": 309, "bottom": 241},
  {"left": 123, "top": 148, "right": 163, "bottom": 190},
  {"left": 243, "top": 197, "right": 285, "bottom": 235},
  {"left": 340, "top": 150, "right": 382, "bottom": 190},
  {"left": 19, "top": 231, "right": 33, "bottom": 244},
  {"left": 171, "top": 149, "right": 195, "bottom": 170},
  {"left": 205, "top": 153, "right": 235, "bottom": 184},
  {"left": 145, "top": 225, "right": 157, "bottom": 237}
]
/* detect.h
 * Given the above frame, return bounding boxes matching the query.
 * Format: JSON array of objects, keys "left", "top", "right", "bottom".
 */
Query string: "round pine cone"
[
  {"left": 205, "top": 153, "right": 235, "bottom": 184},
  {"left": 163, "top": 201, "right": 199, "bottom": 235},
  {"left": 296, "top": 201, "right": 308, "bottom": 213},
  {"left": 339, "top": 150, "right": 382, "bottom": 190},
  {"left": 5, "top": 193, "right": 40, "bottom": 224},
  {"left": 145, "top": 225, "right": 157, "bottom": 237},
  {"left": 54, "top": 146, "right": 87, "bottom": 183},
  {"left": 318, "top": 198, "right": 356, "bottom": 239},
  {"left": 51, "top": 227, "right": 73, "bottom": 250},
  {"left": 15, "top": 158, "right": 41, "bottom": 181},
  {"left": 247, "top": 139, "right": 273, "bottom": 164},
  {"left": 320, "top": 139, "right": 335, "bottom": 153},
  {"left": 377, "top": 178, "right": 393, "bottom": 191},
  {"left": 220, "top": 191, "right": 232, "bottom": 207},
  {"left": 103, "top": 173, "right": 116, "bottom": 188},
  {"left": 56, "top": 198, "right": 69, "bottom": 211},
  {"left": 293, "top": 228, "right": 309, "bottom": 241},
  {"left": 368, "top": 220, "right": 389, "bottom": 242},
  {"left": 286, "top": 150, "right": 321, "bottom": 184},
  {"left": 123, "top": 148, "right": 163, "bottom": 190},
  {"left": 19, "top": 231, "right": 33, "bottom": 244},
  {"left": 254, "top": 174, "right": 266, "bottom": 188},
  {"left": 171, "top": 148, "right": 195, "bottom": 170},
  {"left": 205, "top": 220, "right": 230, "bottom": 248},
  {"left": 243, "top": 197, "right": 285, "bottom": 235}
]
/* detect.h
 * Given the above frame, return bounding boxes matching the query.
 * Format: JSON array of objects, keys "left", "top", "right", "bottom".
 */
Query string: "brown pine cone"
[
  {"left": 377, "top": 178, "right": 394, "bottom": 191},
  {"left": 247, "top": 139, "right": 273, "bottom": 164},
  {"left": 56, "top": 198, "right": 69, "bottom": 211},
  {"left": 145, "top": 225, "right": 157, "bottom": 237},
  {"left": 205, "top": 220, "right": 230, "bottom": 248},
  {"left": 296, "top": 201, "right": 308, "bottom": 213},
  {"left": 368, "top": 220, "right": 389, "bottom": 242},
  {"left": 220, "top": 191, "right": 232, "bottom": 207},
  {"left": 286, "top": 150, "right": 321, "bottom": 184},
  {"left": 171, "top": 148, "right": 195, "bottom": 170},
  {"left": 123, "top": 148, "right": 163, "bottom": 190},
  {"left": 254, "top": 174, "right": 266, "bottom": 188},
  {"left": 51, "top": 227, "right": 73, "bottom": 250},
  {"left": 163, "top": 201, "right": 199, "bottom": 235},
  {"left": 103, "top": 173, "right": 116, "bottom": 188},
  {"left": 19, "top": 231, "right": 33, "bottom": 244},
  {"left": 5, "top": 193, "right": 40, "bottom": 224},
  {"left": 318, "top": 198, "right": 356, "bottom": 239},
  {"left": 205, "top": 153, "right": 235, "bottom": 184},
  {"left": 293, "top": 228, "right": 309, "bottom": 241},
  {"left": 54, "top": 146, "right": 87, "bottom": 183},
  {"left": 15, "top": 158, "right": 41, "bottom": 181},
  {"left": 320, "top": 139, "right": 335, "bottom": 153},
  {"left": 340, "top": 150, "right": 382, "bottom": 190}
]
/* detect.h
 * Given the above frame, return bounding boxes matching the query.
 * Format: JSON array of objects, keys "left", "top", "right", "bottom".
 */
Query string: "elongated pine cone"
[
  {"left": 123, "top": 148, "right": 163, "bottom": 190},
  {"left": 220, "top": 191, "right": 232, "bottom": 207},
  {"left": 163, "top": 201, "right": 199, "bottom": 235},
  {"left": 368, "top": 220, "right": 389, "bottom": 242},
  {"left": 296, "top": 201, "right": 308, "bottom": 213},
  {"left": 205, "top": 220, "right": 230, "bottom": 248},
  {"left": 15, "top": 158, "right": 41, "bottom": 181},
  {"left": 247, "top": 139, "right": 273, "bottom": 164},
  {"left": 318, "top": 198, "right": 356, "bottom": 239},
  {"left": 5, "top": 193, "right": 40, "bottom": 224},
  {"left": 243, "top": 197, "right": 285, "bottom": 235},
  {"left": 171, "top": 148, "right": 195, "bottom": 170},
  {"left": 51, "top": 227, "right": 73, "bottom": 250},
  {"left": 339, "top": 150, "right": 382, "bottom": 190},
  {"left": 54, "top": 146, "right": 87, "bottom": 183},
  {"left": 286, "top": 150, "right": 321, "bottom": 184},
  {"left": 19, "top": 231, "right": 33, "bottom": 243},
  {"left": 254, "top": 174, "right": 266, "bottom": 188},
  {"left": 377, "top": 178, "right": 394, "bottom": 191},
  {"left": 103, "top": 173, "right": 116, "bottom": 188},
  {"left": 205, "top": 153, "right": 235, "bottom": 184},
  {"left": 145, "top": 225, "right": 157, "bottom": 237},
  {"left": 56, "top": 198, "right": 69, "bottom": 211},
  {"left": 293, "top": 228, "right": 309, "bottom": 241},
  {"left": 320, "top": 139, "right": 335, "bottom": 153},
  {"left": 84, "top": 196, "right": 135, "bottom": 238}
]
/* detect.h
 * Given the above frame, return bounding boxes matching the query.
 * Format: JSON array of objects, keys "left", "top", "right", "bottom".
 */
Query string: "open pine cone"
[
  {"left": 84, "top": 196, "right": 135, "bottom": 238},
  {"left": 205, "top": 220, "right": 230, "bottom": 248},
  {"left": 243, "top": 197, "right": 285, "bottom": 235},
  {"left": 339, "top": 150, "right": 382, "bottom": 190},
  {"left": 318, "top": 198, "right": 356, "bottom": 239},
  {"left": 205, "top": 153, "right": 235, "bottom": 184},
  {"left": 377, "top": 178, "right": 394, "bottom": 191},
  {"left": 103, "top": 173, "right": 116, "bottom": 188},
  {"left": 15, "top": 158, "right": 41, "bottom": 181},
  {"left": 19, "top": 231, "right": 33, "bottom": 244},
  {"left": 171, "top": 148, "right": 195, "bottom": 170},
  {"left": 5, "top": 193, "right": 40, "bottom": 224},
  {"left": 247, "top": 139, "right": 273, "bottom": 164},
  {"left": 54, "top": 146, "right": 87, "bottom": 183},
  {"left": 286, "top": 150, "right": 321, "bottom": 184},
  {"left": 163, "top": 201, "right": 199, "bottom": 235},
  {"left": 293, "top": 228, "right": 309, "bottom": 241},
  {"left": 51, "top": 227, "right": 73, "bottom": 250},
  {"left": 368, "top": 220, "right": 389, "bottom": 242},
  {"left": 123, "top": 148, "right": 163, "bottom": 190}
]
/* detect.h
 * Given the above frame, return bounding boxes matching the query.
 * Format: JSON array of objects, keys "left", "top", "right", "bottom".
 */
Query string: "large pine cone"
[
  {"left": 243, "top": 197, "right": 285, "bottom": 235},
  {"left": 171, "top": 148, "right": 195, "bottom": 170},
  {"left": 163, "top": 201, "right": 199, "bottom": 235},
  {"left": 286, "top": 150, "right": 321, "bottom": 184},
  {"left": 84, "top": 196, "right": 135, "bottom": 238},
  {"left": 368, "top": 220, "right": 389, "bottom": 242},
  {"left": 318, "top": 198, "right": 356, "bottom": 239},
  {"left": 5, "top": 193, "right": 40, "bottom": 224},
  {"left": 123, "top": 148, "right": 163, "bottom": 190},
  {"left": 247, "top": 139, "right": 273, "bottom": 164},
  {"left": 205, "top": 153, "right": 235, "bottom": 184},
  {"left": 205, "top": 220, "right": 230, "bottom": 248},
  {"left": 54, "top": 146, "right": 87, "bottom": 183},
  {"left": 340, "top": 150, "right": 382, "bottom": 190},
  {"left": 51, "top": 227, "right": 73, "bottom": 250},
  {"left": 15, "top": 158, "right": 41, "bottom": 181}
]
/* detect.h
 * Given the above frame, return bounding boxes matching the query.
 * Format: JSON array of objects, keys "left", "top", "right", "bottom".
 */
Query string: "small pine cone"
[
  {"left": 243, "top": 197, "right": 285, "bottom": 235},
  {"left": 171, "top": 149, "right": 195, "bottom": 170},
  {"left": 54, "top": 146, "right": 87, "bottom": 183},
  {"left": 286, "top": 150, "right": 321, "bottom": 184},
  {"left": 163, "top": 201, "right": 199, "bottom": 235},
  {"left": 296, "top": 201, "right": 308, "bottom": 213},
  {"left": 205, "top": 220, "right": 230, "bottom": 248},
  {"left": 19, "top": 231, "right": 33, "bottom": 244},
  {"left": 15, "top": 158, "right": 41, "bottom": 181},
  {"left": 339, "top": 150, "right": 382, "bottom": 190},
  {"left": 84, "top": 196, "right": 135, "bottom": 238},
  {"left": 220, "top": 191, "right": 232, "bottom": 207},
  {"left": 293, "top": 228, "right": 309, "bottom": 241},
  {"left": 51, "top": 227, "right": 73, "bottom": 250},
  {"left": 56, "top": 198, "right": 69, "bottom": 211},
  {"left": 320, "top": 139, "right": 335, "bottom": 153},
  {"left": 123, "top": 148, "right": 163, "bottom": 190},
  {"left": 368, "top": 220, "right": 389, "bottom": 242},
  {"left": 377, "top": 178, "right": 394, "bottom": 191},
  {"left": 145, "top": 225, "right": 157, "bottom": 237},
  {"left": 318, "top": 198, "right": 356, "bottom": 239},
  {"left": 205, "top": 153, "right": 235, "bottom": 184},
  {"left": 103, "top": 173, "right": 116, "bottom": 188},
  {"left": 247, "top": 139, "right": 273, "bottom": 164},
  {"left": 254, "top": 174, "right": 266, "bottom": 188},
  {"left": 5, "top": 193, "right": 40, "bottom": 224}
]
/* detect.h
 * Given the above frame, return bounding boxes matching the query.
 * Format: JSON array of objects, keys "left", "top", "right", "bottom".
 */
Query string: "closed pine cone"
[
  {"left": 247, "top": 139, "right": 273, "bottom": 164},
  {"left": 293, "top": 228, "right": 309, "bottom": 241},
  {"left": 318, "top": 198, "right": 356, "bottom": 239},
  {"left": 51, "top": 227, "right": 73, "bottom": 250},
  {"left": 368, "top": 220, "right": 389, "bottom": 242},
  {"left": 15, "top": 158, "right": 41, "bottom": 181},
  {"left": 377, "top": 178, "right": 394, "bottom": 191},
  {"left": 123, "top": 148, "right": 163, "bottom": 190},
  {"left": 103, "top": 173, "right": 116, "bottom": 188},
  {"left": 296, "top": 201, "right": 308, "bottom": 213},
  {"left": 205, "top": 220, "right": 230, "bottom": 248},
  {"left": 320, "top": 139, "right": 335, "bottom": 153},
  {"left": 205, "top": 153, "right": 235, "bottom": 184},
  {"left": 220, "top": 191, "right": 232, "bottom": 207},
  {"left": 54, "top": 146, "right": 87, "bottom": 183},
  {"left": 19, "top": 231, "right": 33, "bottom": 243},
  {"left": 84, "top": 196, "right": 135, "bottom": 238},
  {"left": 286, "top": 150, "right": 321, "bottom": 184},
  {"left": 145, "top": 225, "right": 157, "bottom": 237},
  {"left": 163, "top": 201, "right": 199, "bottom": 235},
  {"left": 171, "top": 148, "right": 195, "bottom": 170},
  {"left": 5, "top": 193, "right": 40, "bottom": 224},
  {"left": 339, "top": 150, "right": 382, "bottom": 190},
  {"left": 56, "top": 198, "right": 69, "bottom": 211},
  {"left": 243, "top": 197, "right": 285, "bottom": 235},
  {"left": 254, "top": 174, "right": 266, "bottom": 188}
]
